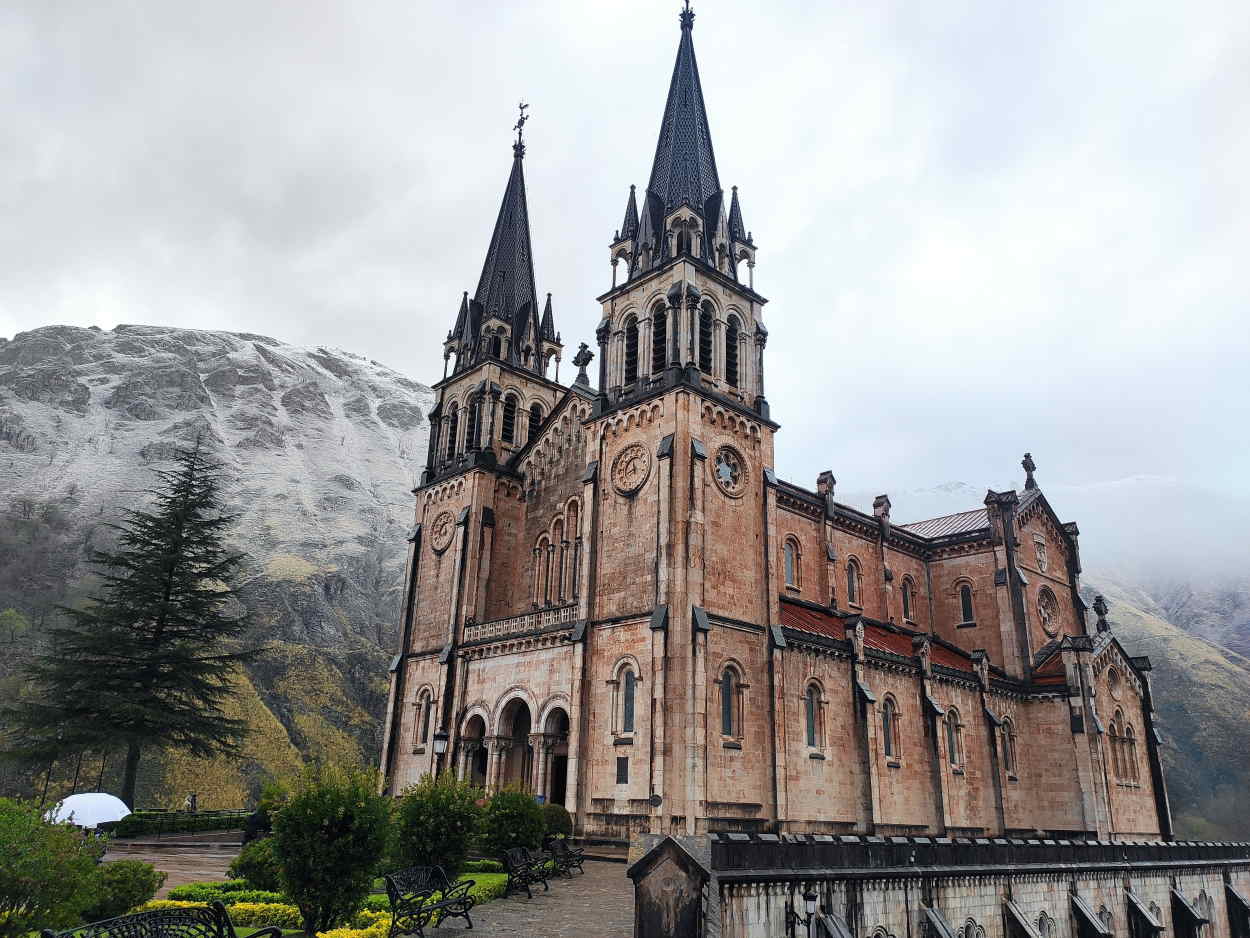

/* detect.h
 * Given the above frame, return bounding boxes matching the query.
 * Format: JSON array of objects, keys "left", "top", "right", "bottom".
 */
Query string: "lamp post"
[
  {"left": 785, "top": 891, "right": 819, "bottom": 938},
  {"left": 432, "top": 729, "right": 450, "bottom": 776}
]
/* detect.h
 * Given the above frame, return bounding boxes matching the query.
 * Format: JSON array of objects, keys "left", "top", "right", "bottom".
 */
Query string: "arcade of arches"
[{"left": 458, "top": 700, "right": 570, "bottom": 805}]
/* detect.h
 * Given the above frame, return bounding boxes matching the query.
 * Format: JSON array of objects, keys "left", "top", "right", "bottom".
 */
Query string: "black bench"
[
  {"left": 41, "top": 900, "right": 281, "bottom": 938},
  {"left": 548, "top": 838, "right": 586, "bottom": 876},
  {"left": 383, "top": 865, "right": 475, "bottom": 938},
  {"left": 503, "top": 846, "right": 550, "bottom": 899}
]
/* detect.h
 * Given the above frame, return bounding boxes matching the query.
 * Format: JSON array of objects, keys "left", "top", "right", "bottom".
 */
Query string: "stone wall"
[{"left": 628, "top": 835, "right": 1250, "bottom": 938}]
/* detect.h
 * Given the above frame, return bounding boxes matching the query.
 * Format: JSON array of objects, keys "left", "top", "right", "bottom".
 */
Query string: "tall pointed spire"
[
  {"left": 646, "top": 2, "right": 720, "bottom": 216},
  {"left": 447, "top": 103, "right": 554, "bottom": 376},
  {"left": 540, "top": 293, "right": 556, "bottom": 341},
  {"left": 728, "top": 185, "right": 747, "bottom": 241}
]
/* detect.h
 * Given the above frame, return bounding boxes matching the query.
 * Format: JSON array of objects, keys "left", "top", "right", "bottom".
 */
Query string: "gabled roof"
[
  {"left": 901, "top": 507, "right": 990, "bottom": 539},
  {"left": 646, "top": 4, "right": 721, "bottom": 220}
]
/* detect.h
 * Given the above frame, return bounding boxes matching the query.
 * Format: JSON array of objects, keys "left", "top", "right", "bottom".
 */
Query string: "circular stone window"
[
  {"left": 429, "top": 510, "right": 456, "bottom": 553},
  {"left": 611, "top": 441, "right": 651, "bottom": 496},
  {"left": 1037, "top": 587, "right": 1060, "bottom": 637},
  {"left": 712, "top": 446, "right": 747, "bottom": 498}
]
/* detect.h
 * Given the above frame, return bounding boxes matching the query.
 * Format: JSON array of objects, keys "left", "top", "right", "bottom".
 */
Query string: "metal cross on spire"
[
  {"left": 680, "top": 0, "right": 694, "bottom": 29},
  {"left": 513, "top": 101, "right": 529, "bottom": 157}
]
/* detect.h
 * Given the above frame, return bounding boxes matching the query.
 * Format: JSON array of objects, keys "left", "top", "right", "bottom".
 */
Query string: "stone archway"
[
  {"left": 498, "top": 697, "right": 534, "bottom": 790},
  {"left": 542, "top": 708, "right": 571, "bottom": 806},
  {"left": 460, "top": 714, "right": 488, "bottom": 788}
]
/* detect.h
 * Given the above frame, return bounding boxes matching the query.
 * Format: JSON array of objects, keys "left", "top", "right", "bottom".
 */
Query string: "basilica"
[{"left": 379, "top": 5, "right": 1170, "bottom": 842}]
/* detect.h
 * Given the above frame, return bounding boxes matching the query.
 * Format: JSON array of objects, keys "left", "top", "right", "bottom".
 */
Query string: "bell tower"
[{"left": 597, "top": 0, "right": 768, "bottom": 419}]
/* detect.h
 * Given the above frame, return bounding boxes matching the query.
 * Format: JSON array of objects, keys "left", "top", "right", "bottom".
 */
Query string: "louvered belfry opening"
[{"left": 624, "top": 316, "right": 640, "bottom": 385}]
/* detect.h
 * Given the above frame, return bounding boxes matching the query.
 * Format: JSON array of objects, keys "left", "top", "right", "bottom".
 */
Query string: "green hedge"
[
  {"left": 165, "top": 882, "right": 285, "bottom": 904},
  {"left": 461, "top": 859, "right": 503, "bottom": 873}
]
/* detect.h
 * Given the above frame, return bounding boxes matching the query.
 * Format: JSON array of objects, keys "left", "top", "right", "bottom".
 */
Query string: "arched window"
[
  {"left": 725, "top": 315, "right": 740, "bottom": 388},
  {"left": 881, "top": 696, "right": 899, "bottom": 759},
  {"left": 1124, "top": 724, "right": 1138, "bottom": 782},
  {"left": 567, "top": 500, "right": 581, "bottom": 599},
  {"left": 501, "top": 394, "right": 518, "bottom": 444},
  {"left": 623, "top": 668, "right": 636, "bottom": 733},
  {"left": 720, "top": 666, "right": 742, "bottom": 737},
  {"left": 784, "top": 537, "right": 801, "bottom": 589},
  {"left": 959, "top": 583, "right": 975, "bottom": 624},
  {"left": 901, "top": 577, "right": 915, "bottom": 622},
  {"left": 651, "top": 307, "right": 668, "bottom": 374},
  {"left": 528, "top": 403, "right": 543, "bottom": 441},
  {"left": 445, "top": 404, "right": 459, "bottom": 461},
  {"left": 552, "top": 519, "right": 565, "bottom": 602},
  {"left": 945, "top": 708, "right": 963, "bottom": 766},
  {"left": 698, "top": 305, "right": 713, "bottom": 374},
  {"left": 466, "top": 394, "right": 481, "bottom": 450},
  {"left": 623, "top": 315, "right": 639, "bottom": 385},
  {"left": 535, "top": 536, "right": 551, "bottom": 606},
  {"left": 489, "top": 332, "right": 502, "bottom": 358},
  {"left": 414, "top": 689, "right": 432, "bottom": 747},
  {"left": 1001, "top": 717, "right": 1018, "bottom": 776},
  {"left": 677, "top": 227, "right": 691, "bottom": 256},
  {"left": 805, "top": 682, "right": 822, "bottom": 747},
  {"left": 1108, "top": 711, "right": 1123, "bottom": 779},
  {"left": 846, "top": 559, "right": 861, "bottom": 606}
]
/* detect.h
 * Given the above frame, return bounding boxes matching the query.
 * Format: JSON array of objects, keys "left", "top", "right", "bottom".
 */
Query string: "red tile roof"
[{"left": 779, "top": 602, "right": 973, "bottom": 672}]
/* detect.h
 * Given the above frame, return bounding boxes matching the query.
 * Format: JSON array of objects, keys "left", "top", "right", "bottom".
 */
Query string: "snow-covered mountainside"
[{"left": 0, "top": 324, "right": 433, "bottom": 805}]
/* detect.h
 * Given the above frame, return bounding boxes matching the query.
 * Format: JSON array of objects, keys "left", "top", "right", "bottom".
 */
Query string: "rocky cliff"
[{"left": 0, "top": 324, "right": 432, "bottom": 807}]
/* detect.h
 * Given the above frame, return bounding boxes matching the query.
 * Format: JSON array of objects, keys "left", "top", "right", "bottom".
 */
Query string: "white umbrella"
[{"left": 45, "top": 792, "right": 131, "bottom": 829}]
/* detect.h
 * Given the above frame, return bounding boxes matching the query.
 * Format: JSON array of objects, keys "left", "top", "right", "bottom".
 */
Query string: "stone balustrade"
[{"left": 463, "top": 602, "right": 578, "bottom": 643}]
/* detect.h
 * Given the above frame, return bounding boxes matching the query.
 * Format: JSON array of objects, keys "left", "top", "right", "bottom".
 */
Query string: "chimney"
[{"left": 816, "top": 471, "right": 835, "bottom": 496}]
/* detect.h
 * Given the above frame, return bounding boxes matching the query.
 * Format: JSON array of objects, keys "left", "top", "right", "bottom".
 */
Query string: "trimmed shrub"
[
  {"left": 82, "top": 860, "right": 167, "bottom": 920},
  {"left": 540, "top": 803, "right": 573, "bottom": 840},
  {"left": 136, "top": 900, "right": 302, "bottom": 929},
  {"left": 461, "top": 859, "right": 503, "bottom": 873},
  {"left": 102, "top": 811, "right": 249, "bottom": 838},
  {"left": 165, "top": 882, "right": 284, "bottom": 905},
  {"left": 478, "top": 788, "right": 544, "bottom": 860},
  {"left": 228, "top": 836, "right": 283, "bottom": 892},
  {"left": 272, "top": 765, "right": 391, "bottom": 934},
  {"left": 391, "top": 773, "right": 482, "bottom": 879},
  {"left": 0, "top": 797, "right": 104, "bottom": 938}
]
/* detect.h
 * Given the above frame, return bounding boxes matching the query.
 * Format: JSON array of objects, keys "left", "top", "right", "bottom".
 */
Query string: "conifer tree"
[{"left": 2, "top": 442, "right": 254, "bottom": 808}]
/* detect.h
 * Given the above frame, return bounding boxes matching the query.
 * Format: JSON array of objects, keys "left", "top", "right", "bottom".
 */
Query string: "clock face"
[
  {"left": 611, "top": 442, "right": 651, "bottom": 496},
  {"left": 430, "top": 510, "right": 456, "bottom": 553},
  {"left": 713, "top": 446, "right": 746, "bottom": 497}
]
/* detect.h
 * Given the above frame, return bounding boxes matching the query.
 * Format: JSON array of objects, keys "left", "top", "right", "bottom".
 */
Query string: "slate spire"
[
  {"left": 728, "top": 185, "right": 747, "bottom": 242},
  {"left": 646, "top": 2, "right": 721, "bottom": 216},
  {"left": 620, "top": 184, "right": 639, "bottom": 240},
  {"left": 447, "top": 110, "right": 553, "bottom": 376},
  {"left": 540, "top": 293, "right": 556, "bottom": 341}
]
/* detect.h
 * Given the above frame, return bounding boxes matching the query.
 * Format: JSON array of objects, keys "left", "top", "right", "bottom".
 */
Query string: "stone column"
[
  {"left": 529, "top": 733, "right": 545, "bottom": 795},
  {"left": 639, "top": 316, "right": 653, "bottom": 379},
  {"left": 485, "top": 738, "right": 502, "bottom": 792}
]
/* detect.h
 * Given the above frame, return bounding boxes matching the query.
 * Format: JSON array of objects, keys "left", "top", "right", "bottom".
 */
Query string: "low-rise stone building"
[{"left": 379, "top": 3, "right": 1170, "bottom": 845}]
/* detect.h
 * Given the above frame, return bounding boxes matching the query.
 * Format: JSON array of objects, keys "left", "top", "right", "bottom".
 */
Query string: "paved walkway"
[{"left": 428, "top": 862, "right": 633, "bottom": 938}]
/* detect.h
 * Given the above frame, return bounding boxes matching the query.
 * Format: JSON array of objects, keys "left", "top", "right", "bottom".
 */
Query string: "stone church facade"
[{"left": 379, "top": 5, "right": 1171, "bottom": 843}]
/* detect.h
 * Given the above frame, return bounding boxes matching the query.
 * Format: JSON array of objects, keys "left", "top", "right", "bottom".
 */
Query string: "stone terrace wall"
[{"left": 629, "top": 834, "right": 1250, "bottom": 938}]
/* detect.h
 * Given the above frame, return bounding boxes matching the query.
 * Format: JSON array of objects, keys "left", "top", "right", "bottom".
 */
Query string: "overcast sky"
[{"left": 4, "top": 0, "right": 1249, "bottom": 534}]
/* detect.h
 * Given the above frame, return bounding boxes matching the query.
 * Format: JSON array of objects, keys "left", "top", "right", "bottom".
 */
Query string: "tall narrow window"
[
  {"left": 1125, "top": 725, "right": 1137, "bottom": 781},
  {"left": 552, "top": 520, "right": 565, "bottom": 602},
  {"left": 881, "top": 697, "right": 898, "bottom": 758},
  {"left": 725, "top": 315, "right": 740, "bottom": 388},
  {"left": 466, "top": 395, "right": 481, "bottom": 450},
  {"left": 528, "top": 403, "right": 543, "bottom": 441},
  {"left": 698, "top": 307, "right": 713, "bottom": 373},
  {"left": 418, "top": 691, "right": 432, "bottom": 745},
  {"left": 901, "top": 578, "right": 914, "bottom": 621},
  {"left": 805, "top": 683, "right": 820, "bottom": 747},
  {"left": 535, "top": 537, "right": 549, "bottom": 605},
  {"left": 651, "top": 307, "right": 668, "bottom": 374},
  {"left": 784, "top": 538, "right": 800, "bottom": 589},
  {"left": 446, "top": 406, "right": 459, "bottom": 460},
  {"left": 622, "top": 669, "right": 636, "bottom": 733},
  {"left": 623, "top": 315, "right": 639, "bottom": 385},
  {"left": 501, "top": 394, "right": 518, "bottom": 443},
  {"left": 721, "top": 669, "right": 737, "bottom": 736},
  {"left": 847, "top": 559, "right": 861, "bottom": 606},
  {"left": 959, "top": 584, "right": 975, "bottom": 624},
  {"left": 945, "top": 709, "right": 962, "bottom": 766},
  {"left": 489, "top": 333, "right": 502, "bottom": 358},
  {"left": 1001, "top": 718, "right": 1017, "bottom": 775}
]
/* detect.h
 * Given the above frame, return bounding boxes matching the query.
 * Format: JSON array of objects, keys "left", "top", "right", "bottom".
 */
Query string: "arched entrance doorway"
[
  {"left": 543, "top": 708, "right": 570, "bottom": 806},
  {"left": 461, "top": 714, "right": 487, "bottom": 788},
  {"left": 499, "top": 698, "right": 533, "bottom": 790}
]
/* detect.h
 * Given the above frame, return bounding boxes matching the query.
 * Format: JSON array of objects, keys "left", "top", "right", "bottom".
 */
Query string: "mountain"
[{"left": 0, "top": 324, "right": 432, "bottom": 807}]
